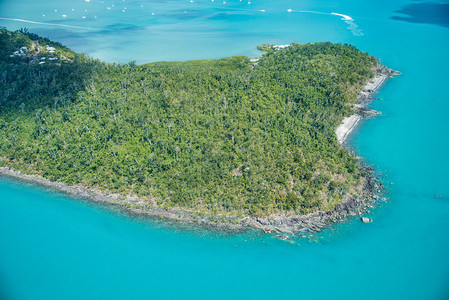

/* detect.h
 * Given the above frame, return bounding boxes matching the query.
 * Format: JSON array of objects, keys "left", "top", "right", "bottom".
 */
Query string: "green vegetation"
[{"left": 0, "top": 28, "right": 377, "bottom": 217}]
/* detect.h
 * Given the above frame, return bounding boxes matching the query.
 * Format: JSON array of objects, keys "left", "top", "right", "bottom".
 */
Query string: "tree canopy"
[{"left": 0, "top": 29, "right": 377, "bottom": 217}]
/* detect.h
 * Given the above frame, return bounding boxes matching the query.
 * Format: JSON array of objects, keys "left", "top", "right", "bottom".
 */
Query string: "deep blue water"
[{"left": 1, "top": 0, "right": 449, "bottom": 299}]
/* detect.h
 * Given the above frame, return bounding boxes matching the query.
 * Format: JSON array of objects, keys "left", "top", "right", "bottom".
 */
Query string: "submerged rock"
[
  {"left": 276, "top": 235, "right": 290, "bottom": 241},
  {"left": 361, "top": 217, "right": 373, "bottom": 223}
]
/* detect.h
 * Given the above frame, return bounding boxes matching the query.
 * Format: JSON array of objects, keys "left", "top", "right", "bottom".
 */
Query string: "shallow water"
[{"left": 1, "top": 0, "right": 449, "bottom": 299}]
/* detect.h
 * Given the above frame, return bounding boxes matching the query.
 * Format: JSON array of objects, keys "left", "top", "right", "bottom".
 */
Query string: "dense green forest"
[{"left": 0, "top": 28, "right": 378, "bottom": 217}]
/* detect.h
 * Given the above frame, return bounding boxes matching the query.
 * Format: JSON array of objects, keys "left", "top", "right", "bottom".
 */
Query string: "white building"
[
  {"left": 273, "top": 44, "right": 290, "bottom": 50},
  {"left": 46, "top": 45, "right": 56, "bottom": 53}
]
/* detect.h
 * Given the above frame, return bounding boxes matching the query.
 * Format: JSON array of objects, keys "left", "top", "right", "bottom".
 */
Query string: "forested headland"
[{"left": 0, "top": 28, "right": 379, "bottom": 220}]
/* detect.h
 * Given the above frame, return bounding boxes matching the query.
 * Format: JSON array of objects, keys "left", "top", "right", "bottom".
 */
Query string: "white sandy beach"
[
  {"left": 336, "top": 70, "right": 389, "bottom": 144},
  {"left": 336, "top": 114, "right": 362, "bottom": 144}
]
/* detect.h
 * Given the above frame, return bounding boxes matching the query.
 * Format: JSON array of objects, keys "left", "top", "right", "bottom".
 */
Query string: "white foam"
[
  {"left": 0, "top": 17, "right": 94, "bottom": 29},
  {"left": 331, "top": 12, "right": 353, "bottom": 21},
  {"left": 299, "top": 11, "right": 363, "bottom": 36},
  {"left": 287, "top": 9, "right": 292, "bottom": 12},
  {"left": 298, "top": 10, "right": 326, "bottom": 15},
  {"left": 331, "top": 12, "right": 363, "bottom": 36}
]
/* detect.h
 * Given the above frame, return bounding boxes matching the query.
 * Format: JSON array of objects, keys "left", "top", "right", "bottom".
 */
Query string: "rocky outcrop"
[
  {"left": 0, "top": 165, "right": 380, "bottom": 235},
  {"left": 361, "top": 217, "right": 373, "bottom": 223},
  {"left": 336, "top": 65, "right": 399, "bottom": 144},
  {"left": 242, "top": 178, "right": 379, "bottom": 234}
]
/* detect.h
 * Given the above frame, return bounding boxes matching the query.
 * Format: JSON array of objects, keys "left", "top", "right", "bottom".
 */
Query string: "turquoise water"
[{"left": 1, "top": 0, "right": 449, "bottom": 299}]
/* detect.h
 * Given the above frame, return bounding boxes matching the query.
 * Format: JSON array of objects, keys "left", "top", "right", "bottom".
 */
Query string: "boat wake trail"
[
  {"left": 297, "top": 11, "right": 363, "bottom": 36},
  {"left": 331, "top": 12, "right": 363, "bottom": 36},
  {"left": 0, "top": 17, "right": 95, "bottom": 30}
]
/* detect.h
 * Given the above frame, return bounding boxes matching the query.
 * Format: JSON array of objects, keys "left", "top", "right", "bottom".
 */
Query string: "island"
[{"left": 0, "top": 28, "right": 397, "bottom": 235}]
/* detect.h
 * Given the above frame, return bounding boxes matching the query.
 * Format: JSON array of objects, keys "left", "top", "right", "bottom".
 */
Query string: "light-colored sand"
[
  {"left": 336, "top": 114, "right": 361, "bottom": 144},
  {"left": 359, "top": 73, "right": 388, "bottom": 98},
  {"left": 336, "top": 70, "right": 389, "bottom": 144}
]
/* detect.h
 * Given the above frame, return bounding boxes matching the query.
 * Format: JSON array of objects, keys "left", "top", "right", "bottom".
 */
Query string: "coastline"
[
  {"left": 0, "top": 65, "right": 398, "bottom": 237},
  {"left": 0, "top": 165, "right": 379, "bottom": 235},
  {"left": 336, "top": 65, "right": 397, "bottom": 144},
  {"left": 336, "top": 115, "right": 362, "bottom": 144}
]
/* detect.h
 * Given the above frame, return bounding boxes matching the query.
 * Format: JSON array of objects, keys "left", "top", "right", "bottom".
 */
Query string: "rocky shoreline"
[
  {"left": 243, "top": 65, "right": 400, "bottom": 235},
  {"left": 0, "top": 165, "right": 380, "bottom": 236},
  {"left": 0, "top": 65, "right": 398, "bottom": 237},
  {"left": 336, "top": 65, "right": 399, "bottom": 144}
]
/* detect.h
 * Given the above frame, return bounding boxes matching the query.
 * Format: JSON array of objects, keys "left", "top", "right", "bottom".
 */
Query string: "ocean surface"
[{"left": 1, "top": 0, "right": 449, "bottom": 299}]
